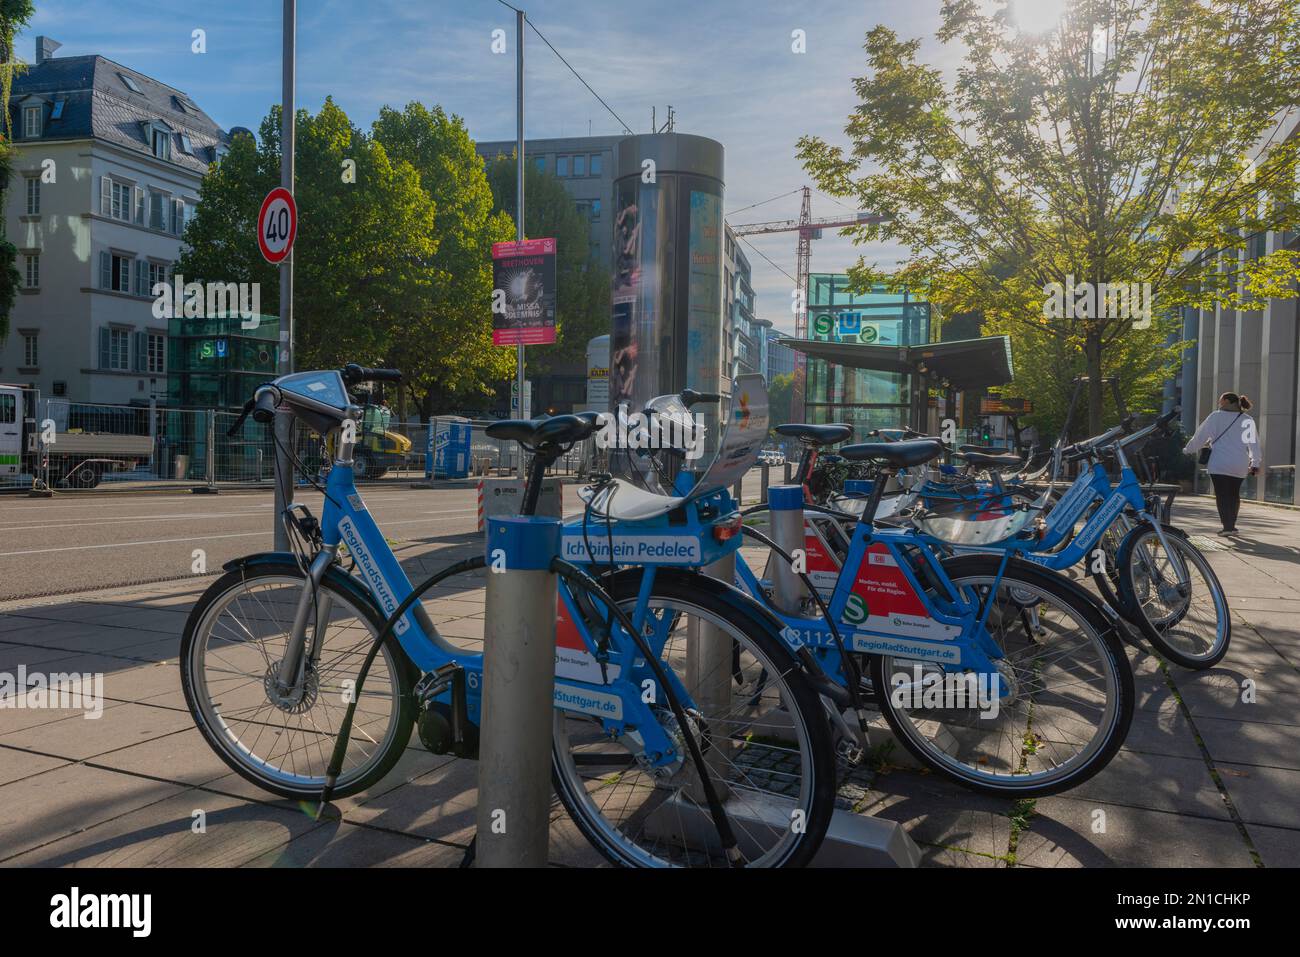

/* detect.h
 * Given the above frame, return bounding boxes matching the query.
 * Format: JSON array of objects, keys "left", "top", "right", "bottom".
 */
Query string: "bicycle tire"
[
  {"left": 1116, "top": 522, "right": 1231, "bottom": 669},
  {"left": 180, "top": 562, "right": 416, "bottom": 800},
  {"left": 872, "top": 554, "right": 1133, "bottom": 797},
  {"left": 552, "top": 567, "right": 837, "bottom": 868}
]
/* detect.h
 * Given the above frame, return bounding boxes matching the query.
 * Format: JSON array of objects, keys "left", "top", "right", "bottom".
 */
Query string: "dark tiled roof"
[{"left": 9, "top": 55, "right": 229, "bottom": 176}]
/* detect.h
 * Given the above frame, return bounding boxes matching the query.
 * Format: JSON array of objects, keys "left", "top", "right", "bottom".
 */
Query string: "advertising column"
[{"left": 610, "top": 133, "right": 725, "bottom": 469}]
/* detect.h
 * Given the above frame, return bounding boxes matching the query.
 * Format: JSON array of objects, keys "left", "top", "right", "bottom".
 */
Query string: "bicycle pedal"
[{"left": 836, "top": 739, "right": 865, "bottom": 766}]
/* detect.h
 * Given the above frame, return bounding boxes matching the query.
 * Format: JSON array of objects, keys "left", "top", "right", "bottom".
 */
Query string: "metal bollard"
[
  {"left": 768, "top": 486, "right": 807, "bottom": 614},
  {"left": 685, "top": 551, "right": 736, "bottom": 803},
  {"left": 783, "top": 460, "right": 793, "bottom": 484},
  {"left": 477, "top": 515, "right": 561, "bottom": 867},
  {"left": 760, "top": 463, "right": 770, "bottom": 505}
]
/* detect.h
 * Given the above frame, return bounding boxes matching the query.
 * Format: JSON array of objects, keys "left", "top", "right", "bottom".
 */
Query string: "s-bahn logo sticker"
[{"left": 492, "top": 237, "right": 557, "bottom": 345}]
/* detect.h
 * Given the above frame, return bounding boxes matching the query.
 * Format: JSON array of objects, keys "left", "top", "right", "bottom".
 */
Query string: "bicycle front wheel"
[
  {"left": 551, "top": 569, "right": 836, "bottom": 868},
  {"left": 180, "top": 562, "right": 415, "bottom": 800},
  {"left": 1116, "top": 523, "right": 1230, "bottom": 669},
  {"left": 873, "top": 556, "right": 1133, "bottom": 797}
]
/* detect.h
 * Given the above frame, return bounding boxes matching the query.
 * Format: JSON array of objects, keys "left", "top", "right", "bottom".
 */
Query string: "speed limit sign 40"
[{"left": 257, "top": 187, "right": 297, "bottom": 264}]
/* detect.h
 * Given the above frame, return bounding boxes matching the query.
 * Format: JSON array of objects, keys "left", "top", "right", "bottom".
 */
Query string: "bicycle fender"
[{"left": 222, "top": 552, "right": 382, "bottom": 618}]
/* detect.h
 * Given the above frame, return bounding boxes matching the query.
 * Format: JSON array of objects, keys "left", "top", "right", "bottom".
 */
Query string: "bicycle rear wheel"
[
  {"left": 552, "top": 569, "right": 836, "bottom": 868},
  {"left": 1116, "top": 523, "right": 1230, "bottom": 669},
  {"left": 873, "top": 555, "right": 1133, "bottom": 797}
]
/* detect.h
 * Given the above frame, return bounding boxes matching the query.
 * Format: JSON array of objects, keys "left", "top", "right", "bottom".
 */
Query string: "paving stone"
[
  {"left": 0, "top": 763, "right": 187, "bottom": 861},
  {"left": 1216, "top": 762, "right": 1300, "bottom": 829},
  {"left": 1067, "top": 750, "right": 1230, "bottom": 819},
  {"left": 0, "top": 745, "right": 69, "bottom": 787},
  {"left": 5, "top": 785, "right": 319, "bottom": 867},
  {"left": 0, "top": 702, "right": 194, "bottom": 761},
  {"left": 1242, "top": 822, "right": 1300, "bottom": 868},
  {"left": 856, "top": 767, "right": 1013, "bottom": 861},
  {"left": 1195, "top": 715, "right": 1300, "bottom": 771},
  {"left": 241, "top": 820, "right": 466, "bottom": 867},
  {"left": 1121, "top": 706, "right": 1202, "bottom": 759},
  {"left": 1015, "top": 797, "right": 1254, "bottom": 867}
]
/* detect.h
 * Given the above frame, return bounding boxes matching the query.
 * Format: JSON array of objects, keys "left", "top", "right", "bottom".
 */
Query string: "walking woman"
[{"left": 1183, "top": 392, "right": 1261, "bottom": 535}]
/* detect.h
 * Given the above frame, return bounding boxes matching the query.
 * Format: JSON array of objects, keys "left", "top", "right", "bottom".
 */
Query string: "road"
[
  {"left": 0, "top": 466, "right": 773, "bottom": 603},
  {"left": 0, "top": 485, "right": 486, "bottom": 602}
]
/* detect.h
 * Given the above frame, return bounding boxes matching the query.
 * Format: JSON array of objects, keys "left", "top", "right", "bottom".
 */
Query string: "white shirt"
[{"left": 1183, "top": 408, "right": 1260, "bottom": 478}]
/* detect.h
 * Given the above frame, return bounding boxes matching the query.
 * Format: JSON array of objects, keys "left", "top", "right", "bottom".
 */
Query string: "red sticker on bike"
[{"left": 841, "top": 543, "right": 960, "bottom": 640}]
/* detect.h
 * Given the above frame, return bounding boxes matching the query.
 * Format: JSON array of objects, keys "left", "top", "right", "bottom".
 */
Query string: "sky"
[{"left": 17, "top": 0, "right": 978, "bottom": 334}]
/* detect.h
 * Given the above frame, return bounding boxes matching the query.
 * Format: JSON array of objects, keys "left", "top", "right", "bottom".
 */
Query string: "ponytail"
[
  {"left": 1219, "top": 391, "right": 1252, "bottom": 412},
  {"left": 1239, "top": 394, "right": 1253, "bottom": 411}
]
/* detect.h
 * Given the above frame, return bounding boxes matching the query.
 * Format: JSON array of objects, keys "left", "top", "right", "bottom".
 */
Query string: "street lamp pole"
[
  {"left": 274, "top": 0, "right": 296, "bottom": 548},
  {"left": 515, "top": 7, "right": 527, "bottom": 477}
]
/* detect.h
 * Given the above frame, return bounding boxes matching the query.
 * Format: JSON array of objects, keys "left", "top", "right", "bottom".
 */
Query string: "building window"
[
  {"left": 148, "top": 261, "right": 168, "bottom": 293},
  {"left": 102, "top": 178, "right": 135, "bottom": 222},
  {"left": 149, "top": 192, "right": 166, "bottom": 229},
  {"left": 556, "top": 155, "right": 569, "bottom": 177},
  {"left": 100, "top": 327, "right": 130, "bottom": 371},
  {"left": 50, "top": 99, "right": 65, "bottom": 120},
  {"left": 119, "top": 72, "right": 142, "bottom": 94},
  {"left": 591, "top": 198, "right": 601, "bottom": 221},
  {"left": 590, "top": 153, "right": 602, "bottom": 176},
  {"left": 534, "top": 156, "right": 546, "bottom": 173},
  {"left": 147, "top": 333, "right": 165, "bottom": 374},
  {"left": 101, "top": 252, "right": 135, "bottom": 293},
  {"left": 152, "top": 128, "right": 171, "bottom": 161},
  {"left": 23, "top": 333, "right": 38, "bottom": 368},
  {"left": 170, "top": 198, "right": 185, "bottom": 235},
  {"left": 573, "top": 154, "right": 586, "bottom": 177},
  {"left": 25, "top": 177, "right": 39, "bottom": 215},
  {"left": 0, "top": 393, "right": 14, "bottom": 424},
  {"left": 23, "top": 254, "right": 38, "bottom": 289},
  {"left": 23, "top": 105, "right": 41, "bottom": 138}
]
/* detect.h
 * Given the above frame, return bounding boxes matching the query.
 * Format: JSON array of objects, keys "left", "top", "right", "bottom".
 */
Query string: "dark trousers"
[{"left": 1210, "top": 473, "right": 1243, "bottom": 530}]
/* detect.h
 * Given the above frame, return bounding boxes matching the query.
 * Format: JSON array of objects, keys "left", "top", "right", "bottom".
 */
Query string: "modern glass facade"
[
  {"left": 167, "top": 313, "right": 279, "bottom": 409},
  {"left": 803, "top": 274, "right": 931, "bottom": 433}
]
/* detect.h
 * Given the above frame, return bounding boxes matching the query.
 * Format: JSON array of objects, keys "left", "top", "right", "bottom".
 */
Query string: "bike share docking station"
[
  {"left": 477, "top": 515, "right": 562, "bottom": 867},
  {"left": 752, "top": 484, "right": 920, "bottom": 867}
]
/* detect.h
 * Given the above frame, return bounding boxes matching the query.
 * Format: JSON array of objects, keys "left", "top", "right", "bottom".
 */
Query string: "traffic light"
[{"left": 981, "top": 420, "right": 992, "bottom": 444}]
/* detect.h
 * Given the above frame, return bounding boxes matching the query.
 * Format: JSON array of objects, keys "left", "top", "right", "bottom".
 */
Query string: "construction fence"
[{"left": 0, "top": 392, "right": 592, "bottom": 493}]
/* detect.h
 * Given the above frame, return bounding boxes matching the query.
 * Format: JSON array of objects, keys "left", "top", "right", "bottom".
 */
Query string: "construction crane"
[{"left": 730, "top": 186, "right": 888, "bottom": 419}]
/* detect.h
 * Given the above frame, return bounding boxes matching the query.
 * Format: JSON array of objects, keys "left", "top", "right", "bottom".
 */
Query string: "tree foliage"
[
  {"left": 484, "top": 154, "right": 610, "bottom": 375},
  {"left": 178, "top": 98, "right": 510, "bottom": 414},
  {"left": 799, "top": 0, "right": 1300, "bottom": 435}
]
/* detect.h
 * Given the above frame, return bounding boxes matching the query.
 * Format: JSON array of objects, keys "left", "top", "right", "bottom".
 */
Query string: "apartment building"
[{"left": 1, "top": 36, "right": 228, "bottom": 405}]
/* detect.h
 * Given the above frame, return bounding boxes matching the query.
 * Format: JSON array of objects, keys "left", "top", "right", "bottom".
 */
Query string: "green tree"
[
  {"left": 371, "top": 103, "right": 516, "bottom": 415},
  {"left": 484, "top": 154, "right": 610, "bottom": 375},
  {"left": 179, "top": 99, "right": 514, "bottom": 413},
  {"left": 769, "top": 371, "right": 796, "bottom": 430},
  {"left": 799, "top": 0, "right": 1300, "bottom": 434},
  {"left": 0, "top": 0, "right": 34, "bottom": 339}
]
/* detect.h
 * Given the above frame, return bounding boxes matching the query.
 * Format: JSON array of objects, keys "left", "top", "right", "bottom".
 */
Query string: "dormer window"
[
  {"left": 152, "top": 128, "right": 171, "bottom": 160},
  {"left": 179, "top": 132, "right": 194, "bottom": 154},
  {"left": 171, "top": 95, "right": 187, "bottom": 114},
  {"left": 22, "top": 105, "right": 41, "bottom": 138},
  {"left": 119, "top": 72, "right": 142, "bottom": 94}
]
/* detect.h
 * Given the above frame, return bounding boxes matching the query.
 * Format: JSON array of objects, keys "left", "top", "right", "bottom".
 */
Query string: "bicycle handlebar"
[{"left": 342, "top": 363, "right": 402, "bottom": 386}]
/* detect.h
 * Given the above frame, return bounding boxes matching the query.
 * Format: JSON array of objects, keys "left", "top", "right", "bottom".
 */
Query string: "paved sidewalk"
[{"left": 1, "top": 495, "right": 1296, "bottom": 867}]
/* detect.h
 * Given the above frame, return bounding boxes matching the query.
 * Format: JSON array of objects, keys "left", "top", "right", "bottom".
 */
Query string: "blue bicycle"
[
  {"left": 625, "top": 401, "right": 1135, "bottom": 797},
  {"left": 180, "top": 366, "right": 836, "bottom": 867}
]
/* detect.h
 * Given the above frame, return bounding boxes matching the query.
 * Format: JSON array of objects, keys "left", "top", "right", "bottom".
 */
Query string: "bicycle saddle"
[
  {"left": 579, "top": 478, "right": 686, "bottom": 522},
  {"left": 486, "top": 413, "right": 598, "bottom": 447},
  {"left": 840, "top": 438, "right": 944, "bottom": 467},
  {"left": 775, "top": 423, "right": 852, "bottom": 446},
  {"left": 958, "top": 444, "right": 1010, "bottom": 455},
  {"left": 958, "top": 450, "right": 1022, "bottom": 470}
]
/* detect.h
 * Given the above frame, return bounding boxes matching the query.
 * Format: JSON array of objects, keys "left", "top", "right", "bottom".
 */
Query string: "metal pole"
[
  {"left": 274, "top": 0, "right": 296, "bottom": 549},
  {"left": 515, "top": 8, "right": 527, "bottom": 478},
  {"left": 476, "top": 515, "right": 560, "bottom": 867},
  {"left": 768, "top": 485, "right": 807, "bottom": 614}
]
